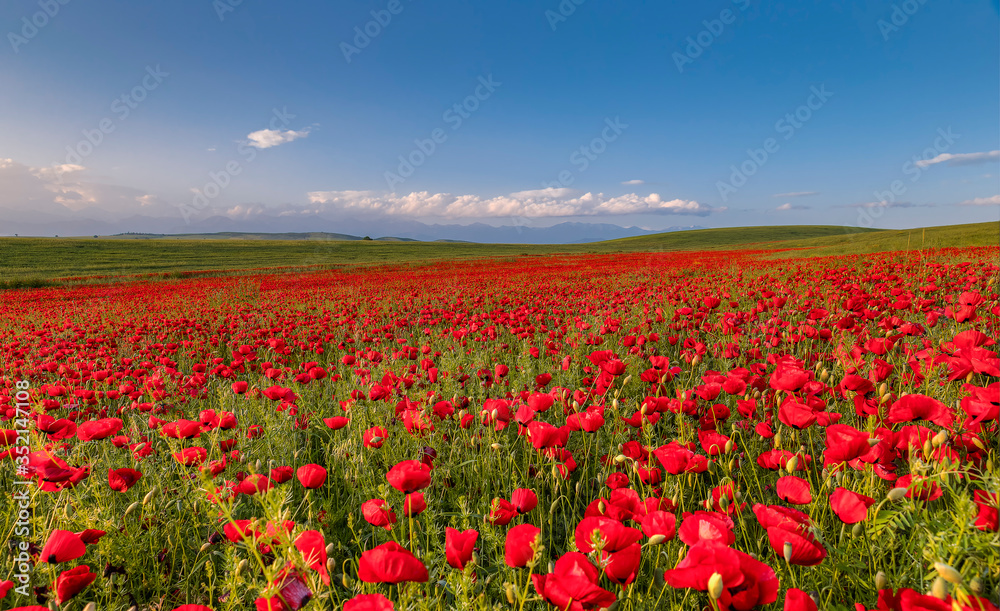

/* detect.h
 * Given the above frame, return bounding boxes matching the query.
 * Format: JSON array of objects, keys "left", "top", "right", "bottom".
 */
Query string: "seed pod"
[
  {"left": 783, "top": 542, "right": 793, "bottom": 563},
  {"left": 933, "top": 562, "right": 961, "bottom": 585}
]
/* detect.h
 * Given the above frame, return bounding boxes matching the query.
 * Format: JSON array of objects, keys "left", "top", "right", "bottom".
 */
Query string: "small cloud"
[
  {"left": 957, "top": 195, "right": 1000, "bottom": 206},
  {"left": 915, "top": 150, "right": 999, "bottom": 168},
  {"left": 206, "top": 147, "right": 217, "bottom": 152},
  {"left": 847, "top": 201, "right": 934, "bottom": 209},
  {"left": 773, "top": 191, "right": 818, "bottom": 198},
  {"left": 621, "top": 179, "right": 645, "bottom": 185},
  {"left": 776, "top": 202, "right": 810, "bottom": 211},
  {"left": 245, "top": 128, "right": 310, "bottom": 149}
]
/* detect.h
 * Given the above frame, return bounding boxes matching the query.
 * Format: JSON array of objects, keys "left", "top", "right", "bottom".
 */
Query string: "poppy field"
[{"left": 1, "top": 245, "right": 998, "bottom": 611}]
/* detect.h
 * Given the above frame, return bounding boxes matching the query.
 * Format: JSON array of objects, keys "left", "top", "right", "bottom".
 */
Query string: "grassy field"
[{"left": 0, "top": 222, "right": 995, "bottom": 287}]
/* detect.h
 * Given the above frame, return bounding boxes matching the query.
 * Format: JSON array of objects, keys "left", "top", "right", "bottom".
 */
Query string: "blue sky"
[{"left": 1, "top": 0, "right": 998, "bottom": 235}]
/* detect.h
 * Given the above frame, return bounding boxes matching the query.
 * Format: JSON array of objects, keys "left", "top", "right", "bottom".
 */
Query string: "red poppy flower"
[
  {"left": 357, "top": 541, "right": 428, "bottom": 584},
  {"left": 527, "top": 421, "right": 569, "bottom": 449},
  {"left": 386, "top": 460, "right": 431, "bottom": 493},
  {"left": 294, "top": 530, "right": 330, "bottom": 585},
  {"left": 269, "top": 466, "right": 293, "bottom": 484},
  {"left": 778, "top": 400, "right": 817, "bottom": 430},
  {"left": 487, "top": 498, "right": 518, "bottom": 525},
  {"left": 887, "top": 394, "right": 954, "bottom": 428},
  {"left": 77, "top": 418, "right": 123, "bottom": 441},
  {"left": 640, "top": 511, "right": 677, "bottom": 541},
  {"left": 722, "top": 550, "right": 779, "bottom": 609},
  {"left": 403, "top": 492, "right": 426, "bottom": 516},
  {"left": 601, "top": 543, "right": 641, "bottom": 586},
  {"left": 823, "top": 424, "right": 872, "bottom": 467},
  {"left": 231, "top": 381, "right": 249, "bottom": 394},
  {"left": 323, "top": 416, "right": 349, "bottom": 430},
  {"left": 678, "top": 511, "right": 735, "bottom": 546},
  {"left": 344, "top": 594, "right": 394, "bottom": 611},
  {"left": 161, "top": 419, "right": 203, "bottom": 439},
  {"left": 236, "top": 474, "right": 273, "bottom": 496},
  {"left": 574, "top": 516, "right": 642, "bottom": 553},
  {"left": 504, "top": 523, "right": 541, "bottom": 568},
  {"left": 896, "top": 474, "right": 943, "bottom": 502},
  {"left": 173, "top": 447, "right": 208, "bottom": 466},
  {"left": 776, "top": 476, "right": 812, "bottom": 505},
  {"left": 296, "top": 464, "right": 327, "bottom": 489},
  {"left": 361, "top": 499, "right": 397, "bottom": 530},
  {"left": 829, "top": 487, "right": 875, "bottom": 524},
  {"left": 766, "top": 526, "right": 826, "bottom": 566},
  {"left": 40, "top": 530, "right": 86, "bottom": 564},
  {"left": 54, "top": 564, "right": 96, "bottom": 604},
  {"left": 664, "top": 540, "right": 743, "bottom": 590},
  {"left": 784, "top": 588, "right": 817, "bottom": 611},
  {"left": 108, "top": 467, "right": 142, "bottom": 492},
  {"left": 532, "top": 551, "right": 617, "bottom": 611},
  {"left": 363, "top": 426, "right": 387, "bottom": 449},
  {"left": 445, "top": 527, "right": 478, "bottom": 570},
  {"left": 973, "top": 490, "right": 998, "bottom": 531},
  {"left": 511, "top": 488, "right": 538, "bottom": 514}
]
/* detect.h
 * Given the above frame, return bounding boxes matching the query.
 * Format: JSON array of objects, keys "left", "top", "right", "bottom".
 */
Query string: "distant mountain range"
[{"left": 2, "top": 211, "right": 704, "bottom": 244}]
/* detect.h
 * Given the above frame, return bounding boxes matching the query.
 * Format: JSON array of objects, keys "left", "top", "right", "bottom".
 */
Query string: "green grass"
[{"left": 0, "top": 222, "right": 995, "bottom": 284}]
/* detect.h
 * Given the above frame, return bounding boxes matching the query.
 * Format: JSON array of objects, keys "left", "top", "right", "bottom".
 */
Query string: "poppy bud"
[
  {"left": 341, "top": 573, "right": 353, "bottom": 588},
  {"left": 124, "top": 501, "right": 140, "bottom": 518},
  {"left": 143, "top": 487, "right": 157, "bottom": 506},
  {"left": 933, "top": 562, "right": 961, "bottom": 584},
  {"left": 970, "top": 577, "right": 982, "bottom": 593},
  {"left": 326, "top": 543, "right": 336, "bottom": 556},
  {"left": 773, "top": 431, "right": 782, "bottom": 448},
  {"left": 612, "top": 398, "right": 619, "bottom": 410},
  {"left": 931, "top": 430, "right": 948, "bottom": 448},
  {"left": 236, "top": 559, "right": 248, "bottom": 577},
  {"left": 887, "top": 487, "right": 908, "bottom": 502},
  {"left": 724, "top": 439, "right": 734, "bottom": 454},
  {"left": 547, "top": 561, "right": 554, "bottom": 573},
  {"left": 598, "top": 501, "right": 607, "bottom": 513},
  {"left": 199, "top": 542, "right": 211, "bottom": 553},
  {"left": 84, "top": 604, "right": 96, "bottom": 611},
  {"left": 785, "top": 455, "right": 799, "bottom": 473},
  {"left": 647, "top": 534, "right": 666, "bottom": 546},
  {"left": 875, "top": 571, "right": 887, "bottom": 589},
  {"left": 852, "top": 523, "right": 863, "bottom": 537},
  {"left": 614, "top": 454, "right": 627, "bottom": 465},
  {"left": 930, "top": 576, "right": 947, "bottom": 599},
  {"left": 490, "top": 443, "right": 501, "bottom": 450},
  {"left": 820, "top": 369, "right": 830, "bottom": 383},
  {"left": 707, "top": 573, "right": 724, "bottom": 600},
  {"left": 504, "top": 582, "right": 516, "bottom": 604},
  {"left": 783, "top": 542, "right": 794, "bottom": 563},
  {"left": 878, "top": 383, "right": 888, "bottom": 397},
  {"left": 867, "top": 438, "right": 881, "bottom": 447}
]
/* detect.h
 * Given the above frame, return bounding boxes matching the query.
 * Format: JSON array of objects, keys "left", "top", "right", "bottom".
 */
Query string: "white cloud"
[
  {"left": 621, "top": 179, "right": 645, "bottom": 185},
  {"left": 773, "top": 191, "right": 818, "bottom": 198},
  {"left": 245, "top": 128, "right": 310, "bottom": 149},
  {"left": 915, "top": 150, "right": 999, "bottom": 168},
  {"left": 957, "top": 195, "right": 1000, "bottom": 206},
  {"left": 776, "top": 202, "right": 809, "bottom": 211},
  {"left": 306, "top": 189, "right": 720, "bottom": 218}
]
